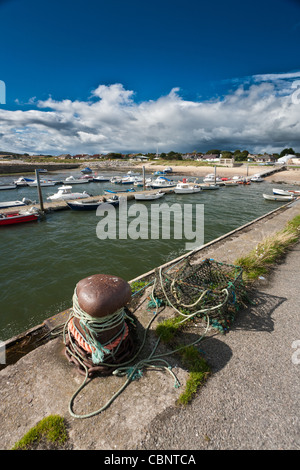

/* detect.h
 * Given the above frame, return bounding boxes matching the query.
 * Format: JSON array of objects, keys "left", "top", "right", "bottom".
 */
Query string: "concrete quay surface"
[{"left": 1, "top": 199, "right": 300, "bottom": 450}]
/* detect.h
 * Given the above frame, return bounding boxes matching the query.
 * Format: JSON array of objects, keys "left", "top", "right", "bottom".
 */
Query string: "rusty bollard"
[{"left": 64, "top": 274, "right": 135, "bottom": 377}]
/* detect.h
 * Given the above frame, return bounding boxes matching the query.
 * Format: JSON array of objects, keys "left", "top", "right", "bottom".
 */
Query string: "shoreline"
[{"left": 0, "top": 159, "right": 300, "bottom": 184}]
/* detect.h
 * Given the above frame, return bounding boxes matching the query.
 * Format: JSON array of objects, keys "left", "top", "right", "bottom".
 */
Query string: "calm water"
[{"left": 0, "top": 169, "right": 293, "bottom": 340}]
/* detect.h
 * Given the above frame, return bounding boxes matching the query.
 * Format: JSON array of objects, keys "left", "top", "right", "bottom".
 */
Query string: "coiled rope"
[
  {"left": 63, "top": 271, "right": 211, "bottom": 419},
  {"left": 71, "top": 288, "right": 127, "bottom": 364}
]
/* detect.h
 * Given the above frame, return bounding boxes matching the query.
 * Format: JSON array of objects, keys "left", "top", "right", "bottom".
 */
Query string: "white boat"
[
  {"left": 263, "top": 193, "right": 296, "bottom": 202},
  {"left": 0, "top": 183, "right": 17, "bottom": 190},
  {"left": 121, "top": 176, "right": 142, "bottom": 185},
  {"left": 250, "top": 174, "right": 264, "bottom": 182},
  {"left": 93, "top": 175, "right": 110, "bottom": 182},
  {"left": 150, "top": 176, "right": 177, "bottom": 189},
  {"left": 273, "top": 188, "right": 300, "bottom": 196},
  {"left": 0, "top": 197, "right": 34, "bottom": 209},
  {"left": 164, "top": 167, "right": 172, "bottom": 173},
  {"left": 110, "top": 176, "right": 122, "bottom": 184},
  {"left": 199, "top": 184, "right": 220, "bottom": 190},
  {"left": 63, "top": 175, "right": 89, "bottom": 184},
  {"left": 203, "top": 173, "right": 222, "bottom": 183},
  {"left": 47, "top": 185, "right": 91, "bottom": 201},
  {"left": 127, "top": 170, "right": 141, "bottom": 176},
  {"left": 14, "top": 177, "right": 35, "bottom": 186},
  {"left": 231, "top": 175, "right": 244, "bottom": 181},
  {"left": 134, "top": 177, "right": 152, "bottom": 187},
  {"left": 223, "top": 181, "right": 239, "bottom": 186},
  {"left": 134, "top": 191, "right": 165, "bottom": 201},
  {"left": 27, "top": 179, "right": 57, "bottom": 187},
  {"left": 174, "top": 182, "right": 202, "bottom": 194}
]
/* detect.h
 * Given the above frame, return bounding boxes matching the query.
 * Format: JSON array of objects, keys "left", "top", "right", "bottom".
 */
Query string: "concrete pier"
[{"left": 1, "top": 198, "right": 300, "bottom": 450}]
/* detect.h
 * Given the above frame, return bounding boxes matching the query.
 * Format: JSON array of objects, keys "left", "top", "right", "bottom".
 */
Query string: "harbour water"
[{"left": 0, "top": 168, "right": 293, "bottom": 340}]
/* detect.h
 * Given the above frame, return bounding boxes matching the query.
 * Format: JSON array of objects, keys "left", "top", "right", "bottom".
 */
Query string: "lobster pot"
[
  {"left": 64, "top": 274, "right": 135, "bottom": 377},
  {"left": 154, "top": 258, "right": 244, "bottom": 322}
]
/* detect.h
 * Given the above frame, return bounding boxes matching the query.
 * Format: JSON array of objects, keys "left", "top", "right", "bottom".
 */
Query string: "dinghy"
[
  {"left": 263, "top": 193, "right": 296, "bottom": 202},
  {"left": 134, "top": 191, "right": 165, "bottom": 200}
]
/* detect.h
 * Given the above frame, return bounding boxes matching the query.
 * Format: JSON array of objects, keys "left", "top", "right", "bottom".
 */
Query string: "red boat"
[{"left": 0, "top": 211, "right": 39, "bottom": 226}]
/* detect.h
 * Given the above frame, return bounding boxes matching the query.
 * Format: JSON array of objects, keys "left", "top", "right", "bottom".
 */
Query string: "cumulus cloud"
[{"left": 1, "top": 77, "right": 300, "bottom": 155}]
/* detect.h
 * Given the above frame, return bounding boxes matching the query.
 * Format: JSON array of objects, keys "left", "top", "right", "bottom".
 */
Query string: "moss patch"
[{"left": 12, "top": 415, "right": 70, "bottom": 450}]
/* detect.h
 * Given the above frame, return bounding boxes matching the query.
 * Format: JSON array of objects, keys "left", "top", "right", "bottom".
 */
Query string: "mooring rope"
[
  {"left": 71, "top": 288, "right": 127, "bottom": 364},
  {"left": 63, "top": 275, "right": 211, "bottom": 419}
]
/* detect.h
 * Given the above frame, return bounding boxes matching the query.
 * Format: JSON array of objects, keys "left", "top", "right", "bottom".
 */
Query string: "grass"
[
  {"left": 176, "top": 346, "right": 211, "bottom": 406},
  {"left": 155, "top": 315, "right": 211, "bottom": 405},
  {"left": 236, "top": 214, "right": 300, "bottom": 282},
  {"left": 12, "top": 415, "right": 69, "bottom": 450},
  {"left": 155, "top": 315, "right": 184, "bottom": 343}
]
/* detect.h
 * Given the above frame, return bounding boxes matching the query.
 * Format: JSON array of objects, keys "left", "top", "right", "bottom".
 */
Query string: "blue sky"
[{"left": 1, "top": 0, "right": 300, "bottom": 155}]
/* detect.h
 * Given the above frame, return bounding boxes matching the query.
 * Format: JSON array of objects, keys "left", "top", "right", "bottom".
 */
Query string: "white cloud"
[{"left": 1, "top": 76, "right": 300, "bottom": 155}]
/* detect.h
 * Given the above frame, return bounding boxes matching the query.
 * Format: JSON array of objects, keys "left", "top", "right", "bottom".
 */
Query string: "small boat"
[
  {"left": 93, "top": 175, "right": 110, "bottom": 182},
  {"left": 134, "top": 191, "right": 165, "bottom": 201},
  {"left": 250, "top": 174, "right": 264, "bottom": 182},
  {"left": 174, "top": 182, "right": 202, "bottom": 194},
  {"left": 0, "top": 197, "right": 34, "bottom": 209},
  {"left": 0, "top": 209, "right": 40, "bottom": 226},
  {"left": 273, "top": 188, "right": 300, "bottom": 196},
  {"left": 0, "top": 183, "right": 17, "bottom": 190},
  {"left": 104, "top": 188, "right": 135, "bottom": 194},
  {"left": 27, "top": 179, "right": 57, "bottom": 187},
  {"left": 47, "top": 185, "right": 91, "bottom": 201},
  {"left": 63, "top": 175, "right": 90, "bottom": 184},
  {"left": 231, "top": 175, "right": 244, "bottom": 182},
  {"left": 199, "top": 184, "right": 220, "bottom": 190},
  {"left": 66, "top": 195, "right": 119, "bottom": 210},
  {"left": 203, "top": 174, "right": 222, "bottom": 183},
  {"left": 127, "top": 170, "right": 141, "bottom": 176},
  {"left": 13, "top": 177, "right": 35, "bottom": 186},
  {"left": 110, "top": 176, "right": 123, "bottom": 184},
  {"left": 223, "top": 181, "right": 239, "bottom": 186},
  {"left": 263, "top": 193, "right": 296, "bottom": 202},
  {"left": 164, "top": 167, "right": 172, "bottom": 173},
  {"left": 81, "top": 167, "right": 93, "bottom": 174},
  {"left": 150, "top": 176, "right": 177, "bottom": 189},
  {"left": 120, "top": 176, "right": 137, "bottom": 185}
]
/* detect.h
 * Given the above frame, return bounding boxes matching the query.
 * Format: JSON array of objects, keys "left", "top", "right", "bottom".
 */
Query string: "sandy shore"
[{"left": 134, "top": 162, "right": 300, "bottom": 185}]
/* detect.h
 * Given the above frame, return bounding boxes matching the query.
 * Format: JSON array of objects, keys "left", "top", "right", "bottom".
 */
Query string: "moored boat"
[
  {"left": 27, "top": 179, "right": 57, "bottom": 187},
  {"left": 273, "top": 188, "right": 300, "bottom": 196},
  {"left": 104, "top": 188, "right": 135, "bottom": 194},
  {"left": 81, "top": 167, "right": 93, "bottom": 174},
  {"left": 250, "top": 174, "right": 264, "bottom": 182},
  {"left": 13, "top": 177, "right": 35, "bottom": 186},
  {"left": 47, "top": 185, "right": 91, "bottom": 201},
  {"left": 66, "top": 195, "right": 119, "bottom": 210},
  {"left": 199, "top": 184, "right": 219, "bottom": 190},
  {"left": 0, "top": 209, "right": 39, "bottom": 226},
  {"left": 134, "top": 191, "right": 165, "bottom": 200},
  {"left": 0, "top": 183, "right": 17, "bottom": 190},
  {"left": 63, "top": 175, "right": 90, "bottom": 184},
  {"left": 174, "top": 182, "right": 202, "bottom": 194},
  {"left": 203, "top": 174, "right": 222, "bottom": 183},
  {"left": 150, "top": 176, "right": 177, "bottom": 189},
  {"left": 263, "top": 193, "right": 296, "bottom": 202},
  {"left": 93, "top": 175, "right": 110, "bottom": 182},
  {"left": 0, "top": 197, "right": 34, "bottom": 209}
]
